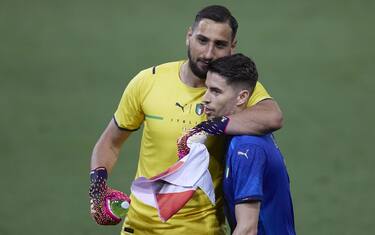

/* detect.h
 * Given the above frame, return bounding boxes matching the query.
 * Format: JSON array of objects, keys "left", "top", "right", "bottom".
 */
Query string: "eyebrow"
[
  {"left": 196, "top": 34, "right": 230, "bottom": 45},
  {"left": 215, "top": 40, "right": 229, "bottom": 46}
]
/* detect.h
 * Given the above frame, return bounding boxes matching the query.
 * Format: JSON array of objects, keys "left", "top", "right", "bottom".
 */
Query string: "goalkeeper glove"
[
  {"left": 89, "top": 167, "right": 130, "bottom": 225},
  {"left": 194, "top": 116, "right": 230, "bottom": 135},
  {"left": 177, "top": 128, "right": 202, "bottom": 159},
  {"left": 177, "top": 117, "right": 229, "bottom": 160},
  {"left": 177, "top": 129, "right": 208, "bottom": 159}
]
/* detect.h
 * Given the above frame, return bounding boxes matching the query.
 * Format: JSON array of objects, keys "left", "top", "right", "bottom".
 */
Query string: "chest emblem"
[{"left": 195, "top": 103, "right": 205, "bottom": 116}]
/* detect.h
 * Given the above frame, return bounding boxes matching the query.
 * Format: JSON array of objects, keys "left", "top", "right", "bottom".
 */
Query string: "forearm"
[
  {"left": 226, "top": 99, "right": 283, "bottom": 135},
  {"left": 90, "top": 119, "right": 131, "bottom": 172},
  {"left": 233, "top": 202, "right": 260, "bottom": 235},
  {"left": 233, "top": 225, "right": 257, "bottom": 235},
  {"left": 90, "top": 140, "right": 120, "bottom": 173}
]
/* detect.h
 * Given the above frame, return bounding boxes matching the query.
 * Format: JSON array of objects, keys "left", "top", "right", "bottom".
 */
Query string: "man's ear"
[
  {"left": 236, "top": 89, "right": 250, "bottom": 106},
  {"left": 230, "top": 38, "right": 237, "bottom": 55},
  {"left": 186, "top": 27, "right": 193, "bottom": 46}
]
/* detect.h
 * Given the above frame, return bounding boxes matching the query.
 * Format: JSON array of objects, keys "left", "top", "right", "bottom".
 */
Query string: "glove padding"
[
  {"left": 194, "top": 116, "right": 230, "bottom": 135},
  {"left": 177, "top": 129, "right": 208, "bottom": 159},
  {"left": 89, "top": 167, "right": 130, "bottom": 225}
]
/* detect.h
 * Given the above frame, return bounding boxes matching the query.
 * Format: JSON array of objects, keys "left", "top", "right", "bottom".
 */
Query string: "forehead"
[
  {"left": 193, "top": 19, "right": 233, "bottom": 41},
  {"left": 206, "top": 72, "right": 230, "bottom": 88}
]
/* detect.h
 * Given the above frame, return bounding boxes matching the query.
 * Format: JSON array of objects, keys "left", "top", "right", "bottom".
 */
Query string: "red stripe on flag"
[
  {"left": 155, "top": 190, "right": 196, "bottom": 221},
  {"left": 149, "top": 161, "right": 184, "bottom": 180}
]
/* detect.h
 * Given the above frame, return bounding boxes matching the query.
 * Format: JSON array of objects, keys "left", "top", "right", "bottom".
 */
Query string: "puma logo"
[
  {"left": 175, "top": 102, "right": 186, "bottom": 112},
  {"left": 237, "top": 149, "right": 249, "bottom": 159}
]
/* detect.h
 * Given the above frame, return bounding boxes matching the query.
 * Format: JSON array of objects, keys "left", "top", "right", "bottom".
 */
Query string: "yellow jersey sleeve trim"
[{"left": 112, "top": 116, "right": 140, "bottom": 132}]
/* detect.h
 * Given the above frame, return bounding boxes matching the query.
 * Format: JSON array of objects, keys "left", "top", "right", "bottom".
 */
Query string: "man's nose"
[
  {"left": 202, "top": 44, "right": 215, "bottom": 60},
  {"left": 202, "top": 91, "right": 210, "bottom": 104}
]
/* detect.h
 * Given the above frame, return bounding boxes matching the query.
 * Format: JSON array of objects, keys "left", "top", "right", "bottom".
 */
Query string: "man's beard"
[{"left": 187, "top": 48, "right": 208, "bottom": 80}]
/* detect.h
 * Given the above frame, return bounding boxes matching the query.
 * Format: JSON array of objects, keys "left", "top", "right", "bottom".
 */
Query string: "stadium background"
[{"left": 1, "top": 0, "right": 374, "bottom": 234}]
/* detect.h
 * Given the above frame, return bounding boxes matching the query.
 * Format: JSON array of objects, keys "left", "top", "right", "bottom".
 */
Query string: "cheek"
[
  {"left": 216, "top": 95, "right": 236, "bottom": 114},
  {"left": 189, "top": 44, "right": 202, "bottom": 58},
  {"left": 213, "top": 97, "right": 227, "bottom": 109}
]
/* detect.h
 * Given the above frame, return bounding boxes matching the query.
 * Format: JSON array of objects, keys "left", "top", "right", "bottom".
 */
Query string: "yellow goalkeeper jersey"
[{"left": 114, "top": 60, "right": 271, "bottom": 235}]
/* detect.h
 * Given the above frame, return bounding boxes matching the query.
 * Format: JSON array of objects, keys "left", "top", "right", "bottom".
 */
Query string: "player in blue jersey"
[{"left": 201, "top": 53, "right": 296, "bottom": 234}]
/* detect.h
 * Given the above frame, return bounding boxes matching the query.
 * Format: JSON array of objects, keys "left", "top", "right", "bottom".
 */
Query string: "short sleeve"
[
  {"left": 232, "top": 143, "right": 267, "bottom": 203},
  {"left": 113, "top": 70, "right": 150, "bottom": 131},
  {"left": 247, "top": 81, "right": 272, "bottom": 107}
]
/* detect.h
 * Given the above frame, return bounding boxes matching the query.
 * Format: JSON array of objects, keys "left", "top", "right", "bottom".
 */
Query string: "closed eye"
[
  {"left": 208, "top": 87, "right": 222, "bottom": 95},
  {"left": 197, "top": 35, "right": 209, "bottom": 44},
  {"left": 215, "top": 40, "right": 229, "bottom": 49}
]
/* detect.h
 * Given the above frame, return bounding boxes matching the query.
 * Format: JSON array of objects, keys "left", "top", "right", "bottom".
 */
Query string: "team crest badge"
[{"left": 195, "top": 103, "right": 205, "bottom": 116}]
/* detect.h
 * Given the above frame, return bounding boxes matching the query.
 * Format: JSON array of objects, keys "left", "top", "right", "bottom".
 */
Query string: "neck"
[
  {"left": 179, "top": 61, "right": 206, "bottom": 88},
  {"left": 232, "top": 104, "right": 247, "bottom": 115}
]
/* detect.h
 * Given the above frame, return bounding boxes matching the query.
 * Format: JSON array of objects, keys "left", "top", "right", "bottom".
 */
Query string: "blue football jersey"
[{"left": 223, "top": 134, "right": 296, "bottom": 235}]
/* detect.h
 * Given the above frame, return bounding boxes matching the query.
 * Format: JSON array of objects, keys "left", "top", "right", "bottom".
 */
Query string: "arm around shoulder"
[{"left": 226, "top": 99, "right": 283, "bottom": 135}]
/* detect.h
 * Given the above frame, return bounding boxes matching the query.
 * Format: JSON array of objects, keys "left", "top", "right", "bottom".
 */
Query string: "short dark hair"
[
  {"left": 192, "top": 5, "right": 238, "bottom": 40},
  {"left": 207, "top": 53, "right": 258, "bottom": 91}
]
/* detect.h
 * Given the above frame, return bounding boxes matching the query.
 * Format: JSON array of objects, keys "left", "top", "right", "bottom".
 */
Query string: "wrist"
[
  {"left": 197, "top": 116, "right": 230, "bottom": 135},
  {"left": 89, "top": 167, "right": 108, "bottom": 198},
  {"left": 219, "top": 116, "right": 230, "bottom": 134},
  {"left": 90, "top": 167, "right": 108, "bottom": 183}
]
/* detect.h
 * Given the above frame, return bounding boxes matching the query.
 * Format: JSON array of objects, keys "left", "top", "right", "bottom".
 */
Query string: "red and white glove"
[
  {"left": 177, "top": 129, "right": 208, "bottom": 159},
  {"left": 89, "top": 167, "right": 130, "bottom": 225}
]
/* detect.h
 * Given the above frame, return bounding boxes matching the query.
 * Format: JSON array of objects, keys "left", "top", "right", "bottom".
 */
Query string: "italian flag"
[{"left": 131, "top": 142, "right": 215, "bottom": 222}]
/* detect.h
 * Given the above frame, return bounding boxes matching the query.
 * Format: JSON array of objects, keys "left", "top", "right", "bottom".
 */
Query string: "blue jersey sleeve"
[{"left": 231, "top": 143, "right": 267, "bottom": 204}]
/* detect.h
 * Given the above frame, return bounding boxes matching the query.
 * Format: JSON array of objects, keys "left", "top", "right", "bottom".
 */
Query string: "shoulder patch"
[{"left": 152, "top": 66, "right": 156, "bottom": 74}]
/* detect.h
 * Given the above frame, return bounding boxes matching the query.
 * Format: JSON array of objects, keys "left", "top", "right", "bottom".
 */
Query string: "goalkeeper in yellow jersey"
[{"left": 89, "top": 5, "right": 283, "bottom": 235}]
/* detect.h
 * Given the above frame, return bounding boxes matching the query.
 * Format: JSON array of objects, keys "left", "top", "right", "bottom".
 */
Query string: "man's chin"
[
  {"left": 191, "top": 64, "right": 207, "bottom": 79},
  {"left": 205, "top": 113, "right": 217, "bottom": 120}
]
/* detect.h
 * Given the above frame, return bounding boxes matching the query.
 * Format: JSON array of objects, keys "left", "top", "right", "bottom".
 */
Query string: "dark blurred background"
[{"left": 1, "top": 0, "right": 374, "bottom": 234}]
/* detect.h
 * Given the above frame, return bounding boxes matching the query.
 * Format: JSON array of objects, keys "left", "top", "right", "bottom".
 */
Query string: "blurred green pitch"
[{"left": 1, "top": 0, "right": 374, "bottom": 234}]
